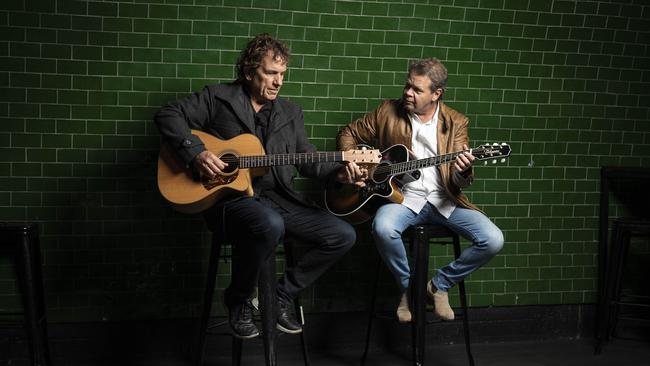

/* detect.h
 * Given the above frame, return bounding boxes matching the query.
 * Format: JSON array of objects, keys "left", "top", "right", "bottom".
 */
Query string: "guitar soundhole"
[
  {"left": 372, "top": 163, "right": 390, "bottom": 183},
  {"left": 220, "top": 153, "right": 239, "bottom": 174},
  {"left": 202, "top": 153, "right": 239, "bottom": 190}
]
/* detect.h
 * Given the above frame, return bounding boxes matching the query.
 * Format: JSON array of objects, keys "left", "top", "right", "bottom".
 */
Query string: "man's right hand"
[{"left": 193, "top": 150, "right": 227, "bottom": 179}]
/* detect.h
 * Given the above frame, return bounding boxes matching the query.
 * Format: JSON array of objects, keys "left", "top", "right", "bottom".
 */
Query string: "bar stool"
[
  {"left": 595, "top": 217, "right": 650, "bottom": 353},
  {"left": 0, "top": 223, "right": 51, "bottom": 366},
  {"left": 195, "top": 234, "right": 310, "bottom": 365},
  {"left": 361, "top": 224, "right": 474, "bottom": 366}
]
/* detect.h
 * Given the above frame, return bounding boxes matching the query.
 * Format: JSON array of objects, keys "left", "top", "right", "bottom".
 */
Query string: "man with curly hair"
[{"left": 155, "top": 34, "right": 365, "bottom": 338}]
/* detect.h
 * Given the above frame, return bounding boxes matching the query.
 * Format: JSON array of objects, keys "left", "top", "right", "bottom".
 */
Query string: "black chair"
[
  {"left": 596, "top": 217, "right": 650, "bottom": 353},
  {"left": 0, "top": 223, "right": 51, "bottom": 366},
  {"left": 195, "top": 234, "right": 310, "bottom": 366},
  {"left": 361, "top": 224, "right": 474, "bottom": 366},
  {"left": 595, "top": 166, "right": 650, "bottom": 354}
]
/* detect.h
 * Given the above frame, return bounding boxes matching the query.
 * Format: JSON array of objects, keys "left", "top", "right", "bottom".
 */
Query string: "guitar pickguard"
[{"left": 202, "top": 171, "right": 238, "bottom": 190}]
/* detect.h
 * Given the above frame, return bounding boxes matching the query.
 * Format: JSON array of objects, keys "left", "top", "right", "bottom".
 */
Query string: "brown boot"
[
  {"left": 427, "top": 281, "right": 454, "bottom": 321},
  {"left": 396, "top": 292, "right": 412, "bottom": 323}
]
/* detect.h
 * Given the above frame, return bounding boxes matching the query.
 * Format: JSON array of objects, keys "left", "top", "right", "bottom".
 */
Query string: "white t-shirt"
[{"left": 401, "top": 105, "right": 456, "bottom": 218}]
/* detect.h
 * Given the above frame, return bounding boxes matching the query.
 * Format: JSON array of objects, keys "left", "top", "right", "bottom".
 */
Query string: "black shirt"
[{"left": 251, "top": 101, "right": 305, "bottom": 212}]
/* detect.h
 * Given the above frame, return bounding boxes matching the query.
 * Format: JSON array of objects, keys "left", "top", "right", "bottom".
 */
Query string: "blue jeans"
[{"left": 372, "top": 202, "right": 503, "bottom": 293}]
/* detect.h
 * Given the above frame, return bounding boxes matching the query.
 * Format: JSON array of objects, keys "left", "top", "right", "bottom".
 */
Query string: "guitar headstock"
[
  {"left": 472, "top": 143, "right": 512, "bottom": 165},
  {"left": 341, "top": 148, "right": 382, "bottom": 164}
]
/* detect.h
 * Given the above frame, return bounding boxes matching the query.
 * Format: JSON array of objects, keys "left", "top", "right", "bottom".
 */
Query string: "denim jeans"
[{"left": 372, "top": 202, "right": 504, "bottom": 293}]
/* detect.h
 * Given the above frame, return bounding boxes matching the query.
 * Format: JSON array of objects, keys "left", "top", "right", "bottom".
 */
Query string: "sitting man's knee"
[
  {"left": 487, "top": 229, "right": 504, "bottom": 255},
  {"left": 333, "top": 222, "right": 357, "bottom": 251}
]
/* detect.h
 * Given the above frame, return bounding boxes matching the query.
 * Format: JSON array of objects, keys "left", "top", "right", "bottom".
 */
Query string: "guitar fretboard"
[
  {"left": 239, "top": 151, "right": 344, "bottom": 168},
  {"left": 388, "top": 148, "right": 483, "bottom": 175}
]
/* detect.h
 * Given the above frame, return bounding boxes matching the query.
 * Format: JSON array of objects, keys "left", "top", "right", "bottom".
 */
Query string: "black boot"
[
  {"left": 276, "top": 298, "right": 302, "bottom": 334},
  {"left": 228, "top": 299, "right": 260, "bottom": 339}
]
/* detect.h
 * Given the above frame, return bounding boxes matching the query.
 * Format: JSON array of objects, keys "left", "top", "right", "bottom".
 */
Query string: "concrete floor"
[{"left": 2, "top": 312, "right": 649, "bottom": 366}]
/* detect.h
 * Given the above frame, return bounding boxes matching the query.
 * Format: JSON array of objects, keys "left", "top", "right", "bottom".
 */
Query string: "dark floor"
[{"left": 2, "top": 308, "right": 650, "bottom": 366}]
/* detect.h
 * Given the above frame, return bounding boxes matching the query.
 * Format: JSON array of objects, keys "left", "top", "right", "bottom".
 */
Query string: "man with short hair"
[
  {"left": 155, "top": 34, "right": 365, "bottom": 338},
  {"left": 337, "top": 57, "right": 504, "bottom": 322}
]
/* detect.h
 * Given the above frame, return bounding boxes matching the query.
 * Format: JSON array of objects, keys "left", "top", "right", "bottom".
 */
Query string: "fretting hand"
[
  {"left": 453, "top": 144, "right": 475, "bottom": 174},
  {"left": 337, "top": 161, "right": 368, "bottom": 188}
]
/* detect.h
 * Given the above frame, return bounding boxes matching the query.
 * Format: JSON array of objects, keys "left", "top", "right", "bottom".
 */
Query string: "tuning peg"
[
  {"left": 492, "top": 159, "right": 497, "bottom": 164},
  {"left": 493, "top": 142, "right": 498, "bottom": 146},
  {"left": 500, "top": 158, "right": 506, "bottom": 163},
  {"left": 501, "top": 142, "right": 506, "bottom": 146},
  {"left": 361, "top": 146, "right": 367, "bottom": 150},
  {"left": 484, "top": 161, "right": 488, "bottom": 165}
]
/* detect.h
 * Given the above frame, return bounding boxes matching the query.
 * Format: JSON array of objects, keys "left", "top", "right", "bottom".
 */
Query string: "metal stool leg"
[
  {"left": 596, "top": 221, "right": 621, "bottom": 353},
  {"left": 360, "top": 253, "right": 382, "bottom": 366},
  {"left": 231, "top": 338, "right": 242, "bottom": 366},
  {"left": 15, "top": 225, "right": 51, "bottom": 366},
  {"left": 283, "top": 240, "right": 311, "bottom": 366},
  {"left": 608, "top": 226, "right": 631, "bottom": 341},
  {"left": 197, "top": 236, "right": 222, "bottom": 366},
  {"left": 452, "top": 235, "right": 475, "bottom": 366},
  {"left": 259, "top": 251, "right": 277, "bottom": 366},
  {"left": 411, "top": 225, "right": 429, "bottom": 366}
]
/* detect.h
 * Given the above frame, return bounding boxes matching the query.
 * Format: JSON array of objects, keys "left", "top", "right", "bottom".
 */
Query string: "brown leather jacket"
[{"left": 337, "top": 99, "right": 479, "bottom": 211}]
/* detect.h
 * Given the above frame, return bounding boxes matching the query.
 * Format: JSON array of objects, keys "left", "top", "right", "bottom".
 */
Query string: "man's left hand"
[
  {"left": 337, "top": 162, "right": 368, "bottom": 187},
  {"left": 454, "top": 144, "right": 475, "bottom": 174}
]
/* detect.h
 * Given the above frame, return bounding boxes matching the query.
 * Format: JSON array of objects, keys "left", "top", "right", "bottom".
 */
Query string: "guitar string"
[
  {"left": 216, "top": 147, "right": 501, "bottom": 171},
  {"left": 372, "top": 149, "right": 486, "bottom": 175},
  {"left": 217, "top": 152, "right": 345, "bottom": 164}
]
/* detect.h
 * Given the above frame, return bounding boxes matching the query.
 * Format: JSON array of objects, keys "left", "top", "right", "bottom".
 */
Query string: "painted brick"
[{"left": 0, "top": 0, "right": 648, "bottom": 322}]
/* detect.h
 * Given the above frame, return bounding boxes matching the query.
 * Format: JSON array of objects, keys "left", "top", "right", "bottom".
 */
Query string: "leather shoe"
[
  {"left": 277, "top": 299, "right": 303, "bottom": 334},
  {"left": 427, "top": 281, "right": 454, "bottom": 321},
  {"left": 396, "top": 292, "right": 412, "bottom": 323},
  {"left": 228, "top": 299, "right": 260, "bottom": 339}
]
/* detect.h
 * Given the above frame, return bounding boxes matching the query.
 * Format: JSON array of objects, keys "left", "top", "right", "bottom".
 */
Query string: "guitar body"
[
  {"left": 325, "top": 141, "right": 511, "bottom": 224},
  {"left": 325, "top": 144, "right": 416, "bottom": 225},
  {"left": 157, "top": 131, "right": 267, "bottom": 213}
]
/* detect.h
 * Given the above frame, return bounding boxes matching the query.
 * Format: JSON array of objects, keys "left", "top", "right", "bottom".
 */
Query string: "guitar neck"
[
  {"left": 390, "top": 150, "right": 469, "bottom": 175},
  {"left": 240, "top": 151, "right": 345, "bottom": 168}
]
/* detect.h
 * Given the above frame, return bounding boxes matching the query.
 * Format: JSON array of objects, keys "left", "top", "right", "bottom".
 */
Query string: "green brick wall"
[{"left": 1, "top": 0, "right": 649, "bottom": 321}]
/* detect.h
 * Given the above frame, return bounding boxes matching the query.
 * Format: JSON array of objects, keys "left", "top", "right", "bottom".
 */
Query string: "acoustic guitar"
[
  {"left": 157, "top": 129, "right": 382, "bottom": 213},
  {"left": 324, "top": 143, "right": 512, "bottom": 224}
]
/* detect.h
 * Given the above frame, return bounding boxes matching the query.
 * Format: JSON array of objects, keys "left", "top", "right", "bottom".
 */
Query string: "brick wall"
[{"left": 1, "top": 0, "right": 649, "bottom": 321}]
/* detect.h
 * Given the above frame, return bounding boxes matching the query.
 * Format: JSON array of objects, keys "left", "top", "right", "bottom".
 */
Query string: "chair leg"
[
  {"left": 259, "top": 252, "right": 278, "bottom": 366},
  {"left": 608, "top": 228, "right": 631, "bottom": 341},
  {"left": 411, "top": 226, "right": 429, "bottom": 366},
  {"left": 361, "top": 253, "right": 382, "bottom": 366},
  {"left": 232, "top": 337, "right": 243, "bottom": 366},
  {"left": 16, "top": 226, "right": 51, "bottom": 366},
  {"left": 453, "top": 235, "right": 475, "bottom": 366},
  {"left": 283, "top": 240, "right": 311, "bottom": 366},
  {"left": 197, "top": 238, "right": 222, "bottom": 366},
  {"left": 295, "top": 299, "right": 311, "bottom": 366}
]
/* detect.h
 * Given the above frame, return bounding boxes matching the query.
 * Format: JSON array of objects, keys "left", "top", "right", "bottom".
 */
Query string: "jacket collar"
[
  {"left": 212, "top": 82, "right": 255, "bottom": 133},
  {"left": 214, "top": 82, "right": 289, "bottom": 135},
  {"left": 398, "top": 99, "right": 450, "bottom": 132},
  {"left": 437, "top": 101, "right": 451, "bottom": 133}
]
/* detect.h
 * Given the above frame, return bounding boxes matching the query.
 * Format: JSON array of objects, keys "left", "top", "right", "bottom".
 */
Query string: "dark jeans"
[{"left": 206, "top": 196, "right": 356, "bottom": 307}]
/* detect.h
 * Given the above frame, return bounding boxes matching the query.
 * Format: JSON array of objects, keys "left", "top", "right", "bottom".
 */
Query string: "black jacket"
[{"left": 154, "top": 82, "right": 338, "bottom": 208}]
